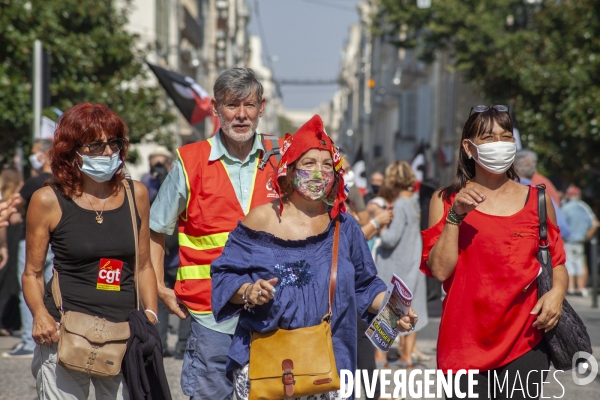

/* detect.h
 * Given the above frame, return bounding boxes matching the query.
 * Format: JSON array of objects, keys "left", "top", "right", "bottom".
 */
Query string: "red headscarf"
[{"left": 272, "top": 114, "right": 347, "bottom": 219}]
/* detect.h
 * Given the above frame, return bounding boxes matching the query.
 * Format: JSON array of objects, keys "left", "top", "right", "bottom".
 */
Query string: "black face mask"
[
  {"left": 150, "top": 162, "right": 169, "bottom": 186},
  {"left": 371, "top": 185, "right": 380, "bottom": 194}
]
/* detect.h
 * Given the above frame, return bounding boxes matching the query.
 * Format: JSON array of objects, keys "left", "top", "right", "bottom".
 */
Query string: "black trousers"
[{"left": 446, "top": 340, "right": 551, "bottom": 400}]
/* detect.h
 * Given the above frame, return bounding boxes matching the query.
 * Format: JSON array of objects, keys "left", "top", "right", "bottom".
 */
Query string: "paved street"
[{"left": 1, "top": 296, "right": 598, "bottom": 400}]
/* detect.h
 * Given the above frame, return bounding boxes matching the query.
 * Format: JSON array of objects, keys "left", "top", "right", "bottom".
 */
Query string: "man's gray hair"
[
  {"left": 213, "top": 68, "right": 263, "bottom": 105},
  {"left": 35, "top": 138, "right": 54, "bottom": 153},
  {"left": 513, "top": 149, "right": 538, "bottom": 179}
]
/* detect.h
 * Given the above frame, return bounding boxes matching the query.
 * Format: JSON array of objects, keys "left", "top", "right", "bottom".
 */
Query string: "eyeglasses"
[
  {"left": 80, "top": 138, "right": 126, "bottom": 156},
  {"left": 469, "top": 105, "right": 509, "bottom": 116}
]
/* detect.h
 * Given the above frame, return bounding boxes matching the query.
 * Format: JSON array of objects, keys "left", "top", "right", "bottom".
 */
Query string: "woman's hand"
[
  {"left": 374, "top": 208, "right": 394, "bottom": 227},
  {"left": 531, "top": 288, "right": 564, "bottom": 332},
  {"left": 452, "top": 186, "right": 486, "bottom": 215},
  {"left": 245, "top": 278, "right": 278, "bottom": 306},
  {"left": 32, "top": 311, "right": 60, "bottom": 345},
  {"left": 396, "top": 307, "right": 418, "bottom": 333}
]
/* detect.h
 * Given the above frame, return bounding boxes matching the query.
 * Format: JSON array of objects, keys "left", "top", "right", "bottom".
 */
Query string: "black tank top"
[{"left": 44, "top": 181, "right": 140, "bottom": 323}]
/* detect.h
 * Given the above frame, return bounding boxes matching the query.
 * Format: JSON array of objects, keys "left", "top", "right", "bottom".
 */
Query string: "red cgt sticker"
[{"left": 97, "top": 258, "right": 123, "bottom": 291}]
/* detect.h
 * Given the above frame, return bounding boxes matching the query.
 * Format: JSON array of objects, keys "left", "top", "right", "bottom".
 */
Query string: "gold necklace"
[{"left": 83, "top": 192, "right": 109, "bottom": 224}]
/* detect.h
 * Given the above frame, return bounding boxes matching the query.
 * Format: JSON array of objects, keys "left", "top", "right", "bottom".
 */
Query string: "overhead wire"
[{"left": 300, "top": 0, "right": 356, "bottom": 12}]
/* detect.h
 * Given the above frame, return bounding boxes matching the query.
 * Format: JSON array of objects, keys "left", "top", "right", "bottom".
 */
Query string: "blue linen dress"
[{"left": 211, "top": 213, "right": 387, "bottom": 376}]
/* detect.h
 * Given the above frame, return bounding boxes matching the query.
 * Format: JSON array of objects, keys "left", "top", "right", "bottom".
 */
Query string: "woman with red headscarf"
[
  {"left": 211, "top": 115, "right": 417, "bottom": 400},
  {"left": 22, "top": 103, "right": 160, "bottom": 399}
]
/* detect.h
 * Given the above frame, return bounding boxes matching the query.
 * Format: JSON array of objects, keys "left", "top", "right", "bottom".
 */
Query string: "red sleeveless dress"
[{"left": 420, "top": 186, "right": 566, "bottom": 372}]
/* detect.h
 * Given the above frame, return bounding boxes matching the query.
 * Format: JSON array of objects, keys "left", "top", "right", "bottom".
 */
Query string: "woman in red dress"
[{"left": 421, "top": 105, "right": 567, "bottom": 399}]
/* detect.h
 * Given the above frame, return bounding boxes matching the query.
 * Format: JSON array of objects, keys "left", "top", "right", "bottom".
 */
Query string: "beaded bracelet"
[
  {"left": 447, "top": 206, "right": 466, "bottom": 225},
  {"left": 445, "top": 217, "right": 461, "bottom": 226}
]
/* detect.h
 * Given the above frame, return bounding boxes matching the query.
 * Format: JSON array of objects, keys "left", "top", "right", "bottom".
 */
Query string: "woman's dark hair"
[
  {"left": 277, "top": 160, "right": 341, "bottom": 205},
  {"left": 49, "top": 103, "right": 129, "bottom": 198},
  {"left": 440, "top": 107, "right": 518, "bottom": 202}
]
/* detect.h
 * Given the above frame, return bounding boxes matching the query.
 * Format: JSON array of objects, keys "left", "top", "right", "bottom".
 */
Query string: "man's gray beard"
[{"left": 219, "top": 114, "right": 257, "bottom": 142}]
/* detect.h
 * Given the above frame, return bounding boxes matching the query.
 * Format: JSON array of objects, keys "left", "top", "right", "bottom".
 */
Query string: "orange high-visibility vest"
[{"left": 174, "top": 135, "right": 280, "bottom": 315}]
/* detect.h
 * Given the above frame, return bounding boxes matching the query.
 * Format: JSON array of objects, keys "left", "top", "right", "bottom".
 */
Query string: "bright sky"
[{"left": 247, "top": 0, "right": 363, "bottom": 110}]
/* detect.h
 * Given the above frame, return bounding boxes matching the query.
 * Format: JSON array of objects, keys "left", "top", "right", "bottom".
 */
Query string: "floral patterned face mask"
[{"left": 293, "top": 168, "right": 335, "bottom": 202}]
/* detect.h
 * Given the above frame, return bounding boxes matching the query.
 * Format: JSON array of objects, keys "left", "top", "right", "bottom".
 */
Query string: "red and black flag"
[{"left": 146, "top": 62, "right": 217, "bottom": 129}]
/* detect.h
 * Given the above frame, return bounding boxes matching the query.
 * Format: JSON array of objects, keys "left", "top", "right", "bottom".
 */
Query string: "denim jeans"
[
  {"left": 181, "top": 319, "right": 234, "bottom": 400},
  {"left": 18, "top": 240, "right": 54, "bottom": 350}
]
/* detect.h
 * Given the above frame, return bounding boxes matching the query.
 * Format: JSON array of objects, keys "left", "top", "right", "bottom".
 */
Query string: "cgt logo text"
[{"left": 340, "top": 353, "right": 598, "bottom": 399}]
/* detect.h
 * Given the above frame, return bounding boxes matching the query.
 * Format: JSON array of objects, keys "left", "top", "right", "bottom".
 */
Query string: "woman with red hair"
[{"left": 22, "top": 103, "right": 159, "bottom": 399}]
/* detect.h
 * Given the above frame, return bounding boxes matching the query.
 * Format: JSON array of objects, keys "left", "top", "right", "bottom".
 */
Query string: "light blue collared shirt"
[{"left": 149, "top": 131, "right": 264, "bottom": 334}]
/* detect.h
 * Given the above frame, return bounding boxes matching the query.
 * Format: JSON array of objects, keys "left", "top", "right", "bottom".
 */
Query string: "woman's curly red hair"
[{"left": 49, "top": 103, "right": 129, "bottom": 198}]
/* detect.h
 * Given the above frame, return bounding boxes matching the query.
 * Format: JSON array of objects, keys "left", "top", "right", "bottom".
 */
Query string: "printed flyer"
[{"left": 365, "top": 274, "right": 413, "bottom": 352}]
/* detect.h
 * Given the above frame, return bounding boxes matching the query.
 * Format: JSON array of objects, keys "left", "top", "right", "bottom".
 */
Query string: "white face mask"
[
  {"left": 29, "top": 152, "right": 46, "bottom": 171},
  {"left": 468, "top": 140, "right": 516, "bottom": 174},
  {"left": 343, "top": 170, "right": 355, "bottom": 188}
]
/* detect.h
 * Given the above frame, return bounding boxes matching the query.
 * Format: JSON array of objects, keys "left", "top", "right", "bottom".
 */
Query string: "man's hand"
[{"left": 158, "top": 286, "right": 189, "bottom": 319}]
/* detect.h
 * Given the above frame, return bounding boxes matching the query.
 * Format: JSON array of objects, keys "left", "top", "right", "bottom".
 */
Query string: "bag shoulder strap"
[
  {"left": 52, "top": 180, "right": 140, "bottom": 313},
  {"left": 258, "top": 134, "right": 281, "bottom": 170},
  {"left": 122, "top": 179, "right": 140, "bottom": 310},
  {"left": 327, "top": 218, "right": 341, "bottom": 318},
  {"left": 537, "top": 185, "right": 548, "bottom": 242}
]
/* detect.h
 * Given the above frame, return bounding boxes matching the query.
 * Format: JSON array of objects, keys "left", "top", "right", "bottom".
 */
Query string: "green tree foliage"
[
  {"left": 0, "top": 0, "right": 174, "bottom": 163},
  {"left": 277, "top": 115, "right": 297, "bottom": 136},
  {"left": 376, "top": 0, "right": 600, "bottom": 186}
]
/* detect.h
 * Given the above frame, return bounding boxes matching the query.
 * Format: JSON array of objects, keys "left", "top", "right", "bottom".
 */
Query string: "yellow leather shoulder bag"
[
  {"left": 248, "top": 218, "right": 341, "bottom": 400},
  {"left": 51, "top": 180, "right": 139, "bottom": 378}
]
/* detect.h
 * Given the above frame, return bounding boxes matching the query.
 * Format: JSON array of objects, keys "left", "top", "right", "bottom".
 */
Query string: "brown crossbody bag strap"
[
  {"left": 327, "top": 217, "right": 340, "bottom": 319},
  {"left": 52, "top": 179, "right": 140, "bottom": 312}
]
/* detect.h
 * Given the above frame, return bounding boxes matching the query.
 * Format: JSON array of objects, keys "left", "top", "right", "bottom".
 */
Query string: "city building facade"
[{"left": 331, "top": 0, "right": 483, "bottom": 186}]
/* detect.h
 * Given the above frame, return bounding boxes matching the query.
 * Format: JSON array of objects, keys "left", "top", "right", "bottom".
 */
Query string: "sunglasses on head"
[
  {"left": 80, "top": 138, "right": 126, "bottom": 156},
  {"left": 469, "top": 105, "right": 509, "bottom": 116}
]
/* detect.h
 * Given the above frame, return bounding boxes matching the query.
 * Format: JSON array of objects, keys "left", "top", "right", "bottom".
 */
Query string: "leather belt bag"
[
  {"left": 248, "top": 219, "right": 341, "bottom": 400},
  {"left": 51, "top": 180, "right": 140, "bottom": 378}
]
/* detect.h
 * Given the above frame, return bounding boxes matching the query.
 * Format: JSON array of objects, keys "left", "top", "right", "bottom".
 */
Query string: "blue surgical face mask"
[{"left": 77, "top": 152, "right": 122, "bottom": 182}]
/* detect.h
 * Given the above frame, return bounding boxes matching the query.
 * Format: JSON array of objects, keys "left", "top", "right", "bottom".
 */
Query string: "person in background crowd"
[
  {"left": 363, "top": 197, "right": 392, "bottom": 251},
  {"left": 356, "top": 194, "right": 393, "bottom": 400},
  {"left": 211, "top": 114, "right": 418, "bottom": 400},
  {"left": 28, "top": 139, "right": 50, "bottom": 178},
  {"left": 422, "top": 105, "right": 567, "bottom": 398},
  {"left": 0, "top": 165, "right": 23, "bottom": 268},
  {"left": 141, "top": 146, "right": 190, "bottom": 358},
  {"left": 149, "top": 68, "right": 283, "bottom": 400},
  {"left": 342, "top": 157, "right": 369, "bottom": 225},
  {"left": 23, "top": 103, "right": 159, "bottom": 399},
  {"left": 562, "top": 185, "right": 599, "bottom": 297},
  {"left": 524, "top": 150, "right": 560, "bottom": 205},
  {"left": 513, "top": 149, "right": 571, "bottom": 239},
  {"left": 374, "top": 161, "right": 429, "bottom": 369},
  {"left": 2, "top": 139, "right": 55, "bottom": 359},
  {"left": 363, "top": 171, "right": 384, "bottom": 204},
  {"left": 0, "top": 166, "right": 23, "bottom": 337},
  {"left": 141, "top": 146, "right": 174, "bottom": 204}
]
